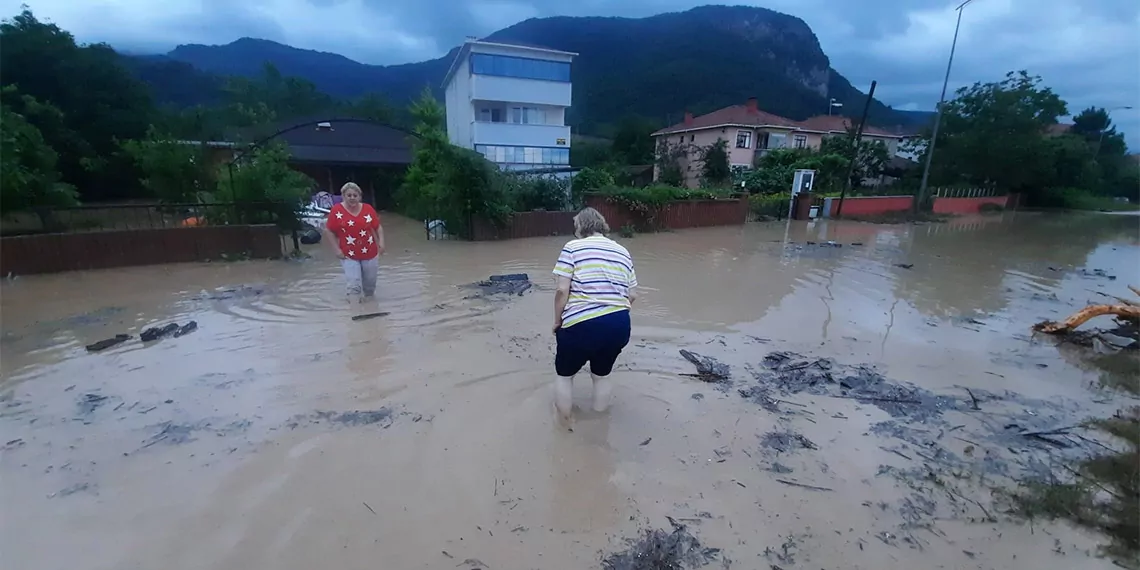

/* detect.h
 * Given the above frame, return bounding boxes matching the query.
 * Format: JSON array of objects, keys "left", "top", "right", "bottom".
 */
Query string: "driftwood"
[{"left": 1033, "top": 285, "right": 1140, "bottom": 334}]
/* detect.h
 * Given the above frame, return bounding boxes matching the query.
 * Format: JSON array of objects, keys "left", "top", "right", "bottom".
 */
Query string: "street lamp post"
[
  {"left": 914, "top": 0, "right": 978, "bottom": 213},
  {"left": 828, "top": 98, "right": 843, "bottom": 116}
]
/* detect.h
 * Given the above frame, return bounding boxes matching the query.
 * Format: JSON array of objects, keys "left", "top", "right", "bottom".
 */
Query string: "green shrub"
[
  {"left": 1033, "top": 187, "right": 1138, "bottom": 211},
  {"left": 571, "top": 167, "right": 615, "bottom": 206},
  {"left": 749, "top": 193, "right": 790, "bottom": 219},
  {"left": 505, "top": 174, "right": 568, "bottom": 212}
]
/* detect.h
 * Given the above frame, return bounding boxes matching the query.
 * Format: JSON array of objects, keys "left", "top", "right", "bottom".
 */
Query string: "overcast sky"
[{"left": 5, "top": 0, "right": 1139, "bottom": 146}]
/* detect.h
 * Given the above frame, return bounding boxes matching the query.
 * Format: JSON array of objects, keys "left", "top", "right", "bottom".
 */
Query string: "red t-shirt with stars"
[{"left": 326, "top": 203, "right": 381, "bottom": 260}]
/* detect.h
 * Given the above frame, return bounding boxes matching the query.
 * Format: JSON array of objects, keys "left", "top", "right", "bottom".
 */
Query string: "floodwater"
[{"left": 1, "top": 211, "right": 1138, "bottom": 570}]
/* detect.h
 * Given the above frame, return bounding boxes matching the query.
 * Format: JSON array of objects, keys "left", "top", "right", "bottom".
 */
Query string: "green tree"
[
  {"left": 923, "top": 71, "right": 1067, "bottom": 196},
  {"left": 655, "top": 138, "right": 687, "bottom": 187},
  {"left": 698, "top": 139, "right": 731, "bottom": 187},
  {"left": 0, "top": 90, "right": 78, "bottom": 219},
  {"left": 820, "top": 132, "right": 888, "bottom": 188},
  {"left": 215, "top": 143, "right": 311, "bottom": 230},
  {"left": 122, "top": 126, "right": 217, "bottom": 203},
  {"left": 397, "top": 88, "right": 449, "bottom": 219},
  {"left": 570, "top": 139, "right": 612, "bottom": 168},
  {"left": 571, "top": 167, "right": 615, "bottom": 206},
  {"left": 1070, "top": 107, "right": 1127, "bottom": 159},
  {"left": 1, "top": 9, "right": 154, "bottom": 200}
]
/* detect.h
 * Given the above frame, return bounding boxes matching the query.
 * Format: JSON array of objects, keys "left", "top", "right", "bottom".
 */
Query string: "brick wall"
[
  {"left": 584, "top": 195, "right": 748, "bottom": 232},
  {"left": 0, "top": 225, "right": 283, "bottom": 276},
  {"left": 470, "top": 211, "right": 576, "bottom": 241},
  {"left": 828, "top": 195, "right": 914, "bottom": 217},
  {"left": 931, "top": 196, "right": 1009, "bottom": 214}
]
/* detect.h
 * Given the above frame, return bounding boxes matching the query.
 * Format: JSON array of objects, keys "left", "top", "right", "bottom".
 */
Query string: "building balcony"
[
  {"left": 470, "top": 74, "right": 572, "bottom": 107},
  {"left": 472, "top": 121, "right": 571, "bottom": 149}
]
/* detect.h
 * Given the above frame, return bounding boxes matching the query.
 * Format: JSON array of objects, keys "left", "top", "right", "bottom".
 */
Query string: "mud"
[
  {"left": 462, "top": 273, "right": 534, "bottom": 298},
  {"left": 2, "top": 212, "right": 1138, "bottom": 570}
]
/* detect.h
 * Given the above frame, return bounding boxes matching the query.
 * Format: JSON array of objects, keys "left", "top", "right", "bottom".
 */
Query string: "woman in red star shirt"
[{"left": 322, "top": 182, "right": 385, "bottom": 301}]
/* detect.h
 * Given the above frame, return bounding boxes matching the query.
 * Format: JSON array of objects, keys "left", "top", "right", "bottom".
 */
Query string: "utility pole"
[
  {"left": 834, "top": 80, "right": 876, "bottom": 220},
  {"left": 915, "top": 0, "right": 978, "bottom": 214}
]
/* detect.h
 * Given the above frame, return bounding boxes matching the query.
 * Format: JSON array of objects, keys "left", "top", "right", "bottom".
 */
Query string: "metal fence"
[{"left": 1, "top": 202, "right": 288, "bottom": 236}]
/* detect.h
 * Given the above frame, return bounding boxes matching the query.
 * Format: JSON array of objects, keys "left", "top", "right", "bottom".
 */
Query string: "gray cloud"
[{"left": 6, "top": 0, "right": 1138, "bottom": 145}]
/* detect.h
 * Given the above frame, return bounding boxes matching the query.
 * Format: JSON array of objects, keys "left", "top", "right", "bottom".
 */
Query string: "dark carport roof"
[{"left": 250, "top": 117, "right": 415, "bottom": 166}]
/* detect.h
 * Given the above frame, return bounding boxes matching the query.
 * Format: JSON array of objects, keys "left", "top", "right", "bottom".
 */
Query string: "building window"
[
  {"left": 689, "top": 135, "right": 694, "bottom": 142},
  {"left": 469, "top": 53, "right": 570, "bottom": 82},
  {"left": 478, "top": 107, "right": 504, "bottom": 123},
  {"left": 765, "top": 132, "right": 787, "bottom": 149},
  {"left": 509, "top": 106, "right": 547, "bottom": 125},
  {"left": 793, "top": 134, "right": 808, "bottom": 149},
  {"left": 475, "top": 144, "right": 569, "bottom": 165},
  {"left": 735, "top": 130, "right": 752, "bottom": 149}
]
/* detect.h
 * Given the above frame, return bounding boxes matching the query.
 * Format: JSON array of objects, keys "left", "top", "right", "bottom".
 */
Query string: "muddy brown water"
[{"left": 2, "top": 212, "right": 1138, "bottom": 569}]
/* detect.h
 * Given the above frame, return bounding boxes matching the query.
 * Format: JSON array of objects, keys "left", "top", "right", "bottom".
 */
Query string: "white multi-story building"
[{"left": 442, "top": 39, "right": 576, "bottom": 171}]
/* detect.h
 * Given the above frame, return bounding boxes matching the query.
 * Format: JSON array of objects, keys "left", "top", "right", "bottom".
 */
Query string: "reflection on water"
[{"left": 1, "top": 212, "right": 1137, "bottom": 570}]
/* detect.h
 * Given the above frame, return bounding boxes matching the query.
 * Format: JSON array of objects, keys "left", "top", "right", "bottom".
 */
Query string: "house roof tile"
[{"left": 653, "top": 105, "right": 909, "bottom": 139}]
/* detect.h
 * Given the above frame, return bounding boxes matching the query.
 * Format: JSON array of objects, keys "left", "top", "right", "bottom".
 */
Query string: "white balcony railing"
[{"left": 472, "top": 122, "right": 571, "bottom": 149}]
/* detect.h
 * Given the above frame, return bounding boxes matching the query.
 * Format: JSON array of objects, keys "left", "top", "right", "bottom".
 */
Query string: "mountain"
[{"left": 138, "top": 5, "right": 931, "bottom": 132}]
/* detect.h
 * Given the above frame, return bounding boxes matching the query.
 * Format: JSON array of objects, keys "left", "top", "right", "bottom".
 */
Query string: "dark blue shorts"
[{"left": 555, "top": 310, "right": 631, "bottom": 377}]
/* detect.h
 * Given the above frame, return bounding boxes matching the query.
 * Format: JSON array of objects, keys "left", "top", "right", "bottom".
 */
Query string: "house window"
[
  {"left": 766, "top": 133, "right": 787, "bottom": 149},
  {"left": 736, "top": 130, "right": 752, "bottom": 149},
  {"left": 509, "top": 106, "right": 547, "bottom": 125},
  {"left": 689, "top": 135, "right": 694, "bottom": 142},
  {"left": 793, "top": 135, "right": 808, "bottom": 149},
  {"left": 469, "top": 53, "right": 571, "bottom": 82}
]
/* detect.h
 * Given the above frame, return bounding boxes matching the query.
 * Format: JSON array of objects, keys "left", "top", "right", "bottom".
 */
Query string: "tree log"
[{"left": 1034, "top": 304, "right": 1140, "bottom": 334}]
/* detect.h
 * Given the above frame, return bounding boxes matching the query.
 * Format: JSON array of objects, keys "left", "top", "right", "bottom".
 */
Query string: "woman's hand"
[
  {"left": 335, "top": 251, "right": 346, "bottom": 260},
  {"left": 552, "top": 321, "right": 561, "bottom": 335}
]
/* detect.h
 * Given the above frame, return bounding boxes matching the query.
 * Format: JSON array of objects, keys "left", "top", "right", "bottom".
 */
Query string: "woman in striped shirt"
[{"left": 551, "top": 207, "right": 638, "bottom": 427}]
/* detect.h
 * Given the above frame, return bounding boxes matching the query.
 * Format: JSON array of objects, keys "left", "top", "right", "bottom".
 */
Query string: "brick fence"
[
  {"left": 468, "top": 195, "right": 749, "bottom": 240},
  {"left": 585, "top": 195, "right": 749, "bottom": 232},
  {"left": 0, "top": 225, "right": 283, "bottom": 275},
  {"left": 821, "top": 194, "right": 1016, "bottom": 218}
]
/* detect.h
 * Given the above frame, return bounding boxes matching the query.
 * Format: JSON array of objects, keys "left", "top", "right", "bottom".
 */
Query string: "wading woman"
[
  {"left": 323, "top": 182, "right": 384, "bottom": 302},
  {"left": 551, "top": 207, "right": 638, "bottom": 426}
]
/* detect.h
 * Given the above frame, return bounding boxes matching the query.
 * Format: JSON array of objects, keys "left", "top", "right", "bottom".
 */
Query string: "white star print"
[
  {"left": 346, "top": 236, "right": 356, "bottom": 245},
  {"left": 364, "top": 214, "right": 372, "bottom": 223},
  {"left": 348, "top": 250, "right": 355, "bottom": 257},
  {"left": 347, "top": 219, "right": 355, "bottom": 227},
  {"left": 359, "top": 230, "right": 366, "bottom": 237},
  {"left": 362, "top": 247, "right": 368, "bottom": 254},
  {"left": 367, "top": 235, "right": 374, "bottom": 244},
  {"left": 335, "top": 211, "right": 343, "bottom": 219}
]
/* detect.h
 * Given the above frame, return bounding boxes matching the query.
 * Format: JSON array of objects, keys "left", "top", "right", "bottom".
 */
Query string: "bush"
[
  {"left": 505, "top": 174, "right": 569, "bottom": 212},
  {"left": 213, "top": 143, "right": 310, "bottom": 231},
  {"left": 1033, "top": 187, "right": 1138, "bottom": 211},
  {"left": 571, "top": 167, "right": 615, "bottom": 206},
  {"left": 749, "top": 193, "right": 790, "bottom": 219}
]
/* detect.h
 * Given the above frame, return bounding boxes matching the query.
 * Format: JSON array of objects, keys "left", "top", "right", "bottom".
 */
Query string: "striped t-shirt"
[{"left": 552, "top": 235, "right": 638, "bottom": 328}]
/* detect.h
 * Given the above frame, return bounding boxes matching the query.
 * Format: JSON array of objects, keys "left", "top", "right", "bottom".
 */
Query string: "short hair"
[
  {"left": 573, "top": 207, "right": 610, "bottom": 237},
  {"left": 340, "top": 182, "right": 362, "bottom": 196}
]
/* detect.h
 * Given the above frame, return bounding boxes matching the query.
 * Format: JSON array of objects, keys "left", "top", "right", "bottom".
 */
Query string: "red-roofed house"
[{"left": 652, "top": 97, "right": 909, "bottom": 187}]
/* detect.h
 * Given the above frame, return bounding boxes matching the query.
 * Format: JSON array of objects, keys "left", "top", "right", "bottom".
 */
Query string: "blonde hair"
[
  {"left": 573, "top": 207, "right": 610, "bottom": 238},
  {"left": 340, "top": 182, "right": 362, "bottom": 197}
]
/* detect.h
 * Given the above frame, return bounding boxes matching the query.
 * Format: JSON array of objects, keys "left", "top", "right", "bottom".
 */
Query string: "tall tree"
[
  {"left": 0, "top": 88, "right": 78, "bottom": 218},
  {"left": 611, "top": 116, "right": 660, "bottom": 165},
  {"left": 1, "top": 9, "right": 155, "bottom": 200},
  {"left": 1070, "top": 106, "right": 1127, "bottom": 158},
  {"left": 924, "top": 71, "right": 1067, "bottom": 195}
]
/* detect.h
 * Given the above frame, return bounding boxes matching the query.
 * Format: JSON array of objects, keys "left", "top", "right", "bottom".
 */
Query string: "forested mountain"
[{"left": 139, "top": 5, "right": 931, "bottom": 134}]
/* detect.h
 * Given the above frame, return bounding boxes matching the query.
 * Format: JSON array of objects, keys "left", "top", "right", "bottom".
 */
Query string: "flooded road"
[{"left": 2, "top": 211, "right": 1137, "bottom": 569}]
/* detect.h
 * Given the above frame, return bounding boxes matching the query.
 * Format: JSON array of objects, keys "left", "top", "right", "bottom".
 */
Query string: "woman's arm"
[
  {"left": 374, "top": 224, "right": 385, "bottom": 254},
  {"left": 553, "top": 275, "right": 571, "bottom": 333},
  {"left": 628, "top": 287, "right": 639, "bottom": 305},
  {"left": 322, "top": 227, "right": 343, "bottom": 258}
]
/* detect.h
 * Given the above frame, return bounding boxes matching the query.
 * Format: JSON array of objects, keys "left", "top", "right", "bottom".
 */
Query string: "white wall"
[
  {"left": 473, "top": 123, "right": 570, "bottom": 148},
  {"left": 470, "top": 75, "right": 572, "bottom": 108},
  {"left": 444, "top": 61, "right": 473, "bottom": 148}
]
